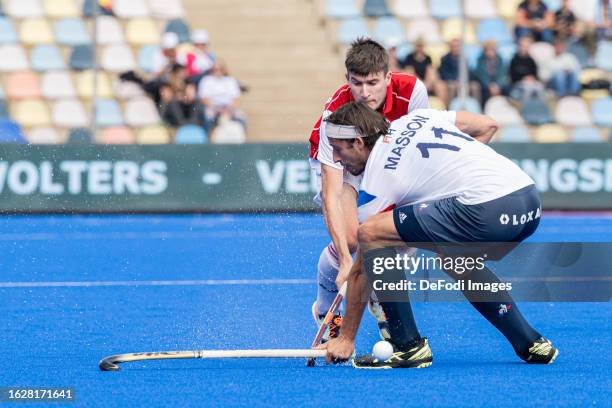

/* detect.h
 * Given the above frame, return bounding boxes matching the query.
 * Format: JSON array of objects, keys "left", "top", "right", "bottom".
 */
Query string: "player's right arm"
[{"left": 454, "top": 111, "right": 499, "bottom": 144}]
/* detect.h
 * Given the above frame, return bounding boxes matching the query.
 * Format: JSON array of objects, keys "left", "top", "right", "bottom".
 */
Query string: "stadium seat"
[
  {"left": 464, "top": 0, "right": 497, "bottom": 19},
  {"left": 406, "top": 18, "right": 441, "bottom": 44},
  {"left": 424, "top": 43, "right": 447, "bottom": 66},
  {"left": 337, "top": 17, "right": 370, "bottom": 45},
  {"left": 113, "top": 0, "right": 150, "bottom": 18},
  {"left": 75, "top": 71, "right": 112, "bottom": 98},
  {"left": 498, "top": 0, "right": 522, "bottom": 19},
  {"left": 6, "top": 0, "right": 43, "bottom": 18},
  {"left": 114, "top": 80, "right": 145, "bottom": 100},
  {"left": 96, "top": 16, "right": 125, "bottom": 45},
  {"left": 13, "top": 99, "right": 50, "bottom": 127},
  {"left": 497, "top": 43, "right": 517, "bottom": 66},
  {"left": 53, "top": 99, "right": 88, "bottom": 127},
  {"left": 6, "top": 71, "right": 41, "bottom": 99},
  {"left": 594, "top": 41, "right": 612, "bottom": 72},
  {"left": 543, "top": 0, "right": 563, "bottom": 12},
  {"left": 149, "top": 0, "right": 185, "bottom": 19},
  {"left": 0, "top": 100, "right": 8, "bottom": 119},
  {"left": 533, "top": 124, "right": 569, "bottom": 143},
  {"left": 528, "top": 41, "right": 555, "bottom": 67},
  {"left": 396, "top": 43, "right": 413, "bottom": 62},
  {"left": 41, "top": 71, "right": 76, "bottom": 99},
  {"left": 138, "top": 45, "right": 160, "bottom": 73},
  {"left": 496, "top": 125, "right": 531, "bottom": 142},
  {"left": 125, "top": 18, "right": 159, "bottom": 46},
  {"left": 31, "top": 45, "right": 65, "bottom": 71},
  {"left": 210, "top": 116, "right": 245, "bottom": 144},
  {"left": 101, "top": 45, "right": 136, "bottom": 72},
  {"left": 82, "top": 0, "right": 113, "bottom": 17},
  {"left": 325, "top": 0, "right": 359, "bottom": 19},
  {"left": 19, "top": 18, "right": 54, "bottom": 45},
  {"left": 393, "top": 0, "right": 428, "bottom": 19},
  {"left": 0, "top": 17, "right": 18, "bottom": 44},
  {"left": 521, "top": 97, "right": 553, "bottom": 125},
  {"left": 568, "top": 0, "right": 597, "bottom": 22},
  {"left": 0, "top": 45, "right": 29, "bottom": 71},
  {"left": 164, "top": 19, "right": 191, "bottom": 43},
  {"left": 0, "top": 119, "right": 27, "bottom": 143},
  {"left": 54, "top": 18, "right": 89, "bottom": 46},
  {"left": 484, "top": 96, "right": 524, "bottom": 125},
  {"left": 43, "top": 0, "right": 79, "bottom": 17},
  {"left": 373, "top": 17, "right": 406, "bottom": 46},
  {"left": 95, "top": 99, "right": 123, "bottom": 127},
  {"left": 567, "top": 41, "right": 589, "bottom": 67},
  {"left": 449, "top": 97, "right": 481, "bottom": 113},
  {"left": 477, "top": 19, "right": 512, "bottom": 45},
  {"left": 571, "top": 126, "right": 604, "bottom": 142},
  {"left": 136, "top": 125, "right": 170, "bottom": 144},
  {"left": 442, "top": 18, "right": 477, "bottom": 44},
  {"left": 463, "top": 44, "right": 482, "bottom": 70},
  {"left": 99, "top": 126, "right": 135, "bottom": 144},
  {"left": 363, "top": 0, "right": 391, "bottom": 17},
  {"left": 591, "top": 97, "right": 612, "bottom": 127},
  {"left": 27, "top": 127, "right": 61, "bottom": 144},
  {"left": 69, "top": 44, "right": 93, "bottom": 70},
  {"left": 555, "top": 96, "right": 592, "bottom": 126},
  {"left": 175, "top": 125, "right": 207, "bottom": 144},
  {"left": 68, "top": 127, "right": 92, "bottom": 143},
  {"left": 125, "top": 97, "right": 160, "bottom": 127},
  {"left": 430, "top": 0, "right": 461, "bottom": 19}
]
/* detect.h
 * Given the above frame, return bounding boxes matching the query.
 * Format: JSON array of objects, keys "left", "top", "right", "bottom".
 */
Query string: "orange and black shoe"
[{"left": 311, "top": 302, "right": 342, "bottom": 343}]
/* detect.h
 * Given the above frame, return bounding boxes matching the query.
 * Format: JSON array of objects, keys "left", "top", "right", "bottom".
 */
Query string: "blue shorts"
[{"left": 393, "top": 185, "right": 541, "bottom": 244}]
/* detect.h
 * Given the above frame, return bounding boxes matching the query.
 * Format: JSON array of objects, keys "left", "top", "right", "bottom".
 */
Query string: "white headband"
[{"left": 325, "top": 122, "right": 361, "bottom": 139}]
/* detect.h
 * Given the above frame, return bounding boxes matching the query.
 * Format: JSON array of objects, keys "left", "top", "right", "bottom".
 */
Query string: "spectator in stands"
[
  {"left": 539, "top": 38, "right": 581, "bottom": 97},
  {"left": 438, "top": 38, "right": 480, "bottom": 106},
  {"left": 554, "top": 0, "right": 577, "bottom": 40},
  {"left": 515, "top": 0, "right": 555, "bottom": 43},
  {"left": 182, "top": 29, "right": 216, "bottom": 81},
  {"left": 402, "top": 38, "right": 448, "bottom": 106},
  {"left": 474, "top": 40, "right": 509, "bottom": 106},
  {"left": 198, "top": 60, "right": 246, "bottom": 130},
  {"left": 509, "top": 36, "right": 546, "bottom": 103},
  {"left": 596, "top": 0, "right": 612, "bottom": 39},
  {"left": 158, "top": 64, "right": 206, "bottom": 128},
  {"left": 153, "top": 32, "right": 180, "bottom": 76}
]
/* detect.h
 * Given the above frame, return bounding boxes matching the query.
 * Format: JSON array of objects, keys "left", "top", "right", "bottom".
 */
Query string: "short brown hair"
[
  {"left": 345, "top": 38, "right": 389, "bottom": 76},
  {"left": 325, "top": 102, "right": 389, "bottom": 149}
]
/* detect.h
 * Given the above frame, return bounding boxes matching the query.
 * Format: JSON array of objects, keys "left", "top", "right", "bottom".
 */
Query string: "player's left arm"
[
  {"left": 407, "top": 78, "right": 429, "bottom": 112},
  {"left": 454, "top": 111, "right": 499, "bottom": 144}
]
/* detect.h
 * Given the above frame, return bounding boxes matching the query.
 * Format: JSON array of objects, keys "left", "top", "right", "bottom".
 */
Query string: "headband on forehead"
[{"left": 325, "top": 122, "right": 361, "bottom": 139}]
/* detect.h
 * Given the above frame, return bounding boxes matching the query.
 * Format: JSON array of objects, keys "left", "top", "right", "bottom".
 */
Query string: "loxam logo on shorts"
[{"left": 499, "top": 207, "right": 542, "bottom": 226}]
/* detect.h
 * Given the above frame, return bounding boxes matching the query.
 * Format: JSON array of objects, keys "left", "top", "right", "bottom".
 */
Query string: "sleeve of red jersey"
[{"left": 407, "top": 78, "right": 429, "bottom": 113}]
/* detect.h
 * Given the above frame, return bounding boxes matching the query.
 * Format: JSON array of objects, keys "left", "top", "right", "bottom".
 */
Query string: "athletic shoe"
[
  {"left": 311, "top": 301, "right": 342, "bottom": 343},
  {"left": 368, "top": 299, "right": 391, "bottom": 341},
  {"left": 518, "top": 337, "right": 559, "bottom": 364},
  {"left": 352, "top": 338, "right": 432, "bottom": 369}
]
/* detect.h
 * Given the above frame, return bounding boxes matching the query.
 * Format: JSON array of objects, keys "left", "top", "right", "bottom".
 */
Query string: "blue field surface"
[{"left": 1, "top": 213, "right": 610, "bottom": 407}]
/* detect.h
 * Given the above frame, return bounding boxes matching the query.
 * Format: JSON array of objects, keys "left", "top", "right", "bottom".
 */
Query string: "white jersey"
[{"left": 358, "top": 109, "right": 535, "bottom": 223}]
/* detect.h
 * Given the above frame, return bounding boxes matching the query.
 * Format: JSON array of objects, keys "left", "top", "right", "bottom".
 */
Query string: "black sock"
[
  {"left": 460, "top": 266, "right": 541, "bottom": 355},
  {"left": 363, "top": 247, "right": 422, "bottom": 350}
]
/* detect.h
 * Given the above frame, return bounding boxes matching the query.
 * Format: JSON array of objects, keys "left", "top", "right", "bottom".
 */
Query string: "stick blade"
[{"left": 99, "top": 356, "right": 121, "bottom": 371}]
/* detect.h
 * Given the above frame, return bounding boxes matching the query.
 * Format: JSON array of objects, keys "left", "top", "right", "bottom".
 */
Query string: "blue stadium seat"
[
  {"left": 337, "top": 17, "right": 370, "bottom": 45},
  {"left": 542, "top": 0, "right": 562, "bottom": 11},
  {"left": 175, "top": 125, "right": 207, "bottom": 144},
  {"left": 497, "top": 43, "right": 517, "bottom": 66},
  {"left": 396, "top": 43, "right": 413, "bottom": 62},
  {"left": 592, "top": 97, "right": 612, "bottom": 127},
  {"left": 31, "top": 45, "right": 65, "bottom": 71},
  {"left": 54, "top": 18, "right": 89, "bottom": 46},
  {"left": 567, "top": 41, "right": 589, "bottom": 67},
  {"left": 449, "top": 97, "right": 481, "bottom": 113},
  {"left": 521, "top": 98, "right": 553, "bottom": 125},
  {"left": 373, "top": 17, "right": 406, "bottom": 46},
  {"left": 363, "top": 0, "right": 391, "bottom": 17},
  {"left": 595, "top": 41, "right": 612, "bottom": 71},
  {"left": 0, "top": 100, "right": 7, "bottom": 119},
  {"left": 325, "top": 0, "right": 359, "bottom": 19},
  {"left": 477, "top": 19, "right": 512, "bottom": 45},
  {"left": 0, "top": 16, "right": 17, "bottom": 43},
  {"left": 430, "top": 0, "right": 461, "bottom": 19},
  {"left": 164, "top": 19, "right": 190, "bottom": 43},
  {"left": 68, "top": 128, "right": 92, "bottom": 144},
  {"left": 0, "top": 119, "right": 27, "bottom": 143},
  {"left": 138, "top": 45, "right": 160, "bottom": 73},
  {"left": 96, "top": 99, "right": 124, "bottom": 127},
  {"left": 69, "top": 45, "right": 93, "bottom": 70},
  {"left": 463, "top": 44, "right": 482, "bottom": 70},
  {"left": 497, "top": 125, "right": 530, "bottom": 142},
  {"left": 571, "top": 126, "right": 604, "bottom": 142}
]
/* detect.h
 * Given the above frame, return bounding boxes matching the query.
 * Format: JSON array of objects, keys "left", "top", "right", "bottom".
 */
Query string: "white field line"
[{"left": 0, "top": 278, "right": 316, "bottom": 288}]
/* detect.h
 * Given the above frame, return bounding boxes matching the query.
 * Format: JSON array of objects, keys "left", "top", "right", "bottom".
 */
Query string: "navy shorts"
[{"left": 393, "top": 185, "right": 541, "bottom": 244}]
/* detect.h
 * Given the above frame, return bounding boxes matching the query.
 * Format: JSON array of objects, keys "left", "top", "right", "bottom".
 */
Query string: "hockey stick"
[
  {"left": 306, "top": 281, "right": 347, "bottom": 367},
  {"left": 99, "top": 349, "right": 327, "bottom": 371}
]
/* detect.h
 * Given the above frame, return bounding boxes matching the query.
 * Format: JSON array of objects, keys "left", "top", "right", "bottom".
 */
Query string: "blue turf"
[{"left": 1, "top": 214, "right": 610, "bottom": 407}]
